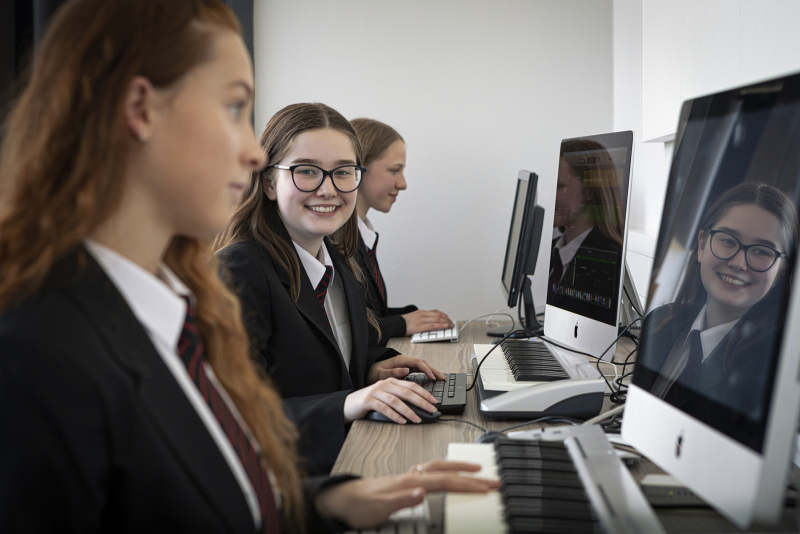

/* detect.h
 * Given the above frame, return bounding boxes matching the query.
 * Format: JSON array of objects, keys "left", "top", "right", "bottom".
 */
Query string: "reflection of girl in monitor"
[
  {"left": 640, "top": 182, "right": 798, "bottom": 425},
  {"left": 550, "top": 139, "right": 625, "bottom": 313}
]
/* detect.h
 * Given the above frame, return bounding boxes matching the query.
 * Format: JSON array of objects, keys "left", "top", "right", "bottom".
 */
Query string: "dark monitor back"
[{"left": 502, "top": 172, "right": 539, "bottom": 308}]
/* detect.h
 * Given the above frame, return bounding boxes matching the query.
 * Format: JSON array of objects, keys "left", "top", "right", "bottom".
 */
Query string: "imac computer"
[
  {"left": 544, "top": 131, "right": 635, "bottom": 361},
  {"left": 623, "top": 72, "right": 800, "bottom": 528},
  {"left": 488, "top": 170, "right": 545, "bottom": 337}
]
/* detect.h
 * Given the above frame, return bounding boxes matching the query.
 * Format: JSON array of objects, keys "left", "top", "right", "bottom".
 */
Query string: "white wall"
[
  {"left": 612, "top": 0, "right": 800, "bottom": 310},
  {"left": 254, "top": 0, "right": 613, "bottom": 320}
]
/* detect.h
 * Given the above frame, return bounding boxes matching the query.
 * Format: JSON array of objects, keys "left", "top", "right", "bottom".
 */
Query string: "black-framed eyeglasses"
[
  {"left": 707, "top": 229, "right": 787, "bottom": 272},
  {"left": 269, "top": 164, "right": 364, "bottom": 193}
]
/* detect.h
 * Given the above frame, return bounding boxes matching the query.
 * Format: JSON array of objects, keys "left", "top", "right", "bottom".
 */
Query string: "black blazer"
[
  {"left": 0, "top": 249, "right": 351, "bottom": 533},
  {"left": 637, "top": 302, "right": 774, "bottom": 417},
  {"left": 219, "top": 225, "right": 399, "bottom": 475},
  {"left": 355, "top": 231, "right": 417, "bottom": 347}
]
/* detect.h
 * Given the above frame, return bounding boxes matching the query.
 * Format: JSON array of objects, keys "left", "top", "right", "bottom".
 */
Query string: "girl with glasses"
[
  {"left": 0, "top": 2, "right": 495, "bottom": 531},
  {"left": 350, "top": 119, "right": 453, "bottom": 347},
  {"left": 638, "top": 182, "right": 798, "bottom": 420},
  {"left": 217, "top": 104, "right": 448, "bottom": 476}
]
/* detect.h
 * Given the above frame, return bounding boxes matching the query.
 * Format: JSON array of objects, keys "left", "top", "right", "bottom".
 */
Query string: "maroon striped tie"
[
  {"left": 316, "top": 265, "right": 333, "bottom": 314},
  {"left": 178, "top": 297, "right": 280, "bottom": 534},
  {"left": 368, "top": 234, "right": 386, "bottom": 303}
]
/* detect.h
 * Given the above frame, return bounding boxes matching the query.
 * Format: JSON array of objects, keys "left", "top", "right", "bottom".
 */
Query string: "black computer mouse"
[
  {"left": 474, "top": 431, "right": 507, "bottom": 444},
  {"left": 365, "top": 401, "right": 441, "bottom": 424}
]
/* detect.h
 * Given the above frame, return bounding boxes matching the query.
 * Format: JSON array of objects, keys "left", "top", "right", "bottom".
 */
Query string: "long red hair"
[{"left": 0, "top": 0, "right": 303, "bottom": 527}]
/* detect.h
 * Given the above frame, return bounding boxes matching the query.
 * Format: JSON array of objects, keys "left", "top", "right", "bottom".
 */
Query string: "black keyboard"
[
  {"left": 403, "top": 372, "right": 467, "bottom": 414},
  {"left": 501, "top": 338, "right": 570, "bottom": 382},
  {"left": 495, "top": 437, "right": 602, "bottom": 534}
]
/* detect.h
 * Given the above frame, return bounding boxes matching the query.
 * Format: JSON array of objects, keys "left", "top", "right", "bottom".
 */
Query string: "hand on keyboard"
[
  {"left": 402, "top": 308, "right": 454, "bottom": 335},
  {"left": 367, "top": 354, "right": 445, "bottom": 384},
  {"left": 314, "top": 460, "right": 499, "bottom": 530}
]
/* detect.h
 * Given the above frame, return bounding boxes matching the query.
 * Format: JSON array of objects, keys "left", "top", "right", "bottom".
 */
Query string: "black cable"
[
  {"left": 498, "top": 416, "right": 582, "bottom": 433},
  {"left": 439, "top": 419, "right": 488, "bottom": 433},
  {"left": 467, "top": 328, "right": 530, "bottom": 391},
  {"left": 623, "top": 285, "right": 643, "bottom": 318}
]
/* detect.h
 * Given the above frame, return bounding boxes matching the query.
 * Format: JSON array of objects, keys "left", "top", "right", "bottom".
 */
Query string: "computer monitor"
[
  {"left": 544, "top": 131, "right": 635, "bottom": 360},
  {"left": 623, "top": 72, "right": 800, "bottom": 529},
  {"left": 489, "top": 171, "right": 545, "bottom": 336}
]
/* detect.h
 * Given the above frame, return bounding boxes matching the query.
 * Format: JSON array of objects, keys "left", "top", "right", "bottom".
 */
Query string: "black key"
[
  {"left": 500, "top": 470, "right": 583, "bottom": 488},
  {"left": 507, "top": 517, "right": 602, "bottom": 534},
  {"left": 504, "top": 497, "right": 595, "bottom": 521},
  {"left": 502, "top": 484, "right": 589, "bottom": 502},
  {"left": 499, "top": 458, "right": 577, "bottom": 472}
]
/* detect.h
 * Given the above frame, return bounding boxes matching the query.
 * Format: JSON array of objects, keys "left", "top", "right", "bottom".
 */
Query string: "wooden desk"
[
  {"left": 333, "top": 320, "right": 799, "bottom": 533},
  {"left": 333, "top": 320, "right": 628, "bottom": 477}
]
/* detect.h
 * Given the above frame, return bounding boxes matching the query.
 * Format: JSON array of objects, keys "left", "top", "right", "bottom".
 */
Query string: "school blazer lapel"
[
  {"left": 330, "top": 244, "right": 369, "bottom": 389},
  {"left": 272, "top": 223, "right": 352, "bottom": 389},
  {"left": 357, "top": 233, "right": 387, "bottom": 309},
  {"left": 61, "top": 251, "right": 255, "bottom": 534}
]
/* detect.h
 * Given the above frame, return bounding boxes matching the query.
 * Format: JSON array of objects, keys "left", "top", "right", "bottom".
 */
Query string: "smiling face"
[
  {"left": 141, "top": 29, "right": 264, "bottom": 239},
  {"left": 359, "top": 139, "right": 407, "bottom": 215},
  {"left": 265, "top": 128, "right": 358, "bottom": 254},
  {"left": 698, "top": 203, "right": 786, "bottom": 324}
]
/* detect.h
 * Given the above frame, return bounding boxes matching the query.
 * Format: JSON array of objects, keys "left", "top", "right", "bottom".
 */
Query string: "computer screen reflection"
[{"left": 549, "top": 140, "right": 628, "bottom": 326}]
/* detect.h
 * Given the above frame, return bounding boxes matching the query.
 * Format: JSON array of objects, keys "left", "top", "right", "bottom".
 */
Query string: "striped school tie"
[
  {"left": 316, "top": 265, "right": 334, "bottom": 314},
  {"left": 368, "top": 234, "right": 386, "bottom": 304},
  {"left": 178, "top": 296, "right": 280, "bottom": 534}
]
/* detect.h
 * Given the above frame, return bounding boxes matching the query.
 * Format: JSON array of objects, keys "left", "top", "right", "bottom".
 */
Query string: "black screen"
[{"left": 632, "top": 73, "right": 800, "bottom": 453}]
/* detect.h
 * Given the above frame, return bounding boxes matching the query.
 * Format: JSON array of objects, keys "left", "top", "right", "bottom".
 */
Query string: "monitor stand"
[{"left": 487, "top": 277, "right": 543, "bottom": 337}]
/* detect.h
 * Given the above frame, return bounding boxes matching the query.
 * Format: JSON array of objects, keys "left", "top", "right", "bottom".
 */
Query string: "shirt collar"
[
  {"left": 357, "top": 216, "right": 378, "bottom": 249},
  {"left": 84, "top": 239, "right": 189, "bottom": 351},
  {"left": 685, "top": 304, "right": 739, "bottom": 363},
  {"left": 292, "top": 240, "right": 334, "bottom": 289}
]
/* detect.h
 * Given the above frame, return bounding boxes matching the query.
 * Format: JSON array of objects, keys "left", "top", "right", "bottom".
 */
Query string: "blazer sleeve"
[
  {"left": 372, "top": 314, "right": 408, "bottom": 347},
  {"left": 385, "top": 304, "right": 418, "bottom": 317},
  {"left": 220, "top": 244, "right": 353, "bottom": 474}
]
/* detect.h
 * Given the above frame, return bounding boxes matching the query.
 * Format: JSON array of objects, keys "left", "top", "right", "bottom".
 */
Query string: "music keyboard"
[
  {"left": 445, "top": 426, "right": 665, "bottom": 534},
  {"left": 472, "top": 339, "right": 605, "bottom": 419}
]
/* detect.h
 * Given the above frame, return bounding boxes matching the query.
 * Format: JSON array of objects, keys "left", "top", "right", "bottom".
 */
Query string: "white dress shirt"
[
  {"left": 292, "top": 241, "right": 352, "bottom": 369},
  {"left": 84, "top": 240, "right": 267, "bottom": 529},
  {"left": 357, "top": 215, "right": 378, "bottom": 250},
  {"left": 650, "top": 304, "right": 738, "bottom": 399}
]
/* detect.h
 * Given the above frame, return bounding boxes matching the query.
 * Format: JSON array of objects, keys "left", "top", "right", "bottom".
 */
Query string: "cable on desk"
[
  {"left": 438, "top": 419, "right": 488, "bottom": 433},
  {"left": 498, "top": 415, "right": 582, "bottom": 434},
  {"left": 466, "top": 328, "right": 530, "bottom": 392},
  {"left": 526, "top": 317, "right": 641, "bottom": 405},
  {"left": 461, "top": 312, "right": 516, "bottom": 333}
]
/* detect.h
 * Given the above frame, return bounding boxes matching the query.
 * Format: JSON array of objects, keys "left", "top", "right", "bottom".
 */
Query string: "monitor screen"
[
  {"left": 501, "top": 171, "right": 538, "bottom": 308},
  {"left": 632, "top": 74, "right": 800, "bottom": 454},
  {"left": 547, "top": 132, "right": 633, "bottom": 327}
]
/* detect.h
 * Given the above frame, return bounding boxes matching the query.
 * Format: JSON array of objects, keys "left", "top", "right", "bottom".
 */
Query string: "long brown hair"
[
  {"left": 350, "top": 118, "right": 404, "bottom": 167},
  {"left": 216, "top": 103, "right": 380, "bottom": 332},
  {"left": 0, "top": 0, "right": 303, "bottom": 527}
]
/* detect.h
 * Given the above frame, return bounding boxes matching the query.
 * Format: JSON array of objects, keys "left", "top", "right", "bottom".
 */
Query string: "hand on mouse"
[
  {"left": 402, "top": 309, "right": 454, "bottom": 335},
  {"left": 314, "top": 460, "right": 499, "bottom": 529},
  {"left": 343, "top": 377, "right": 438, "bottom": 424},
  {"left": 367, "top": 354, "right": 445, "bottom": 384}
]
